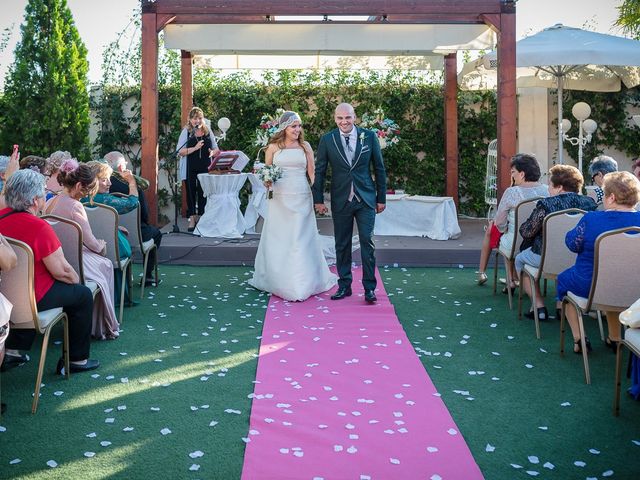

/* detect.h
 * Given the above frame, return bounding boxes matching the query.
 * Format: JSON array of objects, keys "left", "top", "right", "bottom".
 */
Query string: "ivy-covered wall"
[{"left": 92, "top": 70, "right": 497, "bottom": 217}]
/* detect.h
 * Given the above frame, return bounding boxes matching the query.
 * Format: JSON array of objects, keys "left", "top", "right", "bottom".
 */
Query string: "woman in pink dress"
[{"left": 45, "top": 159, "right": 119, "bottom": 340}]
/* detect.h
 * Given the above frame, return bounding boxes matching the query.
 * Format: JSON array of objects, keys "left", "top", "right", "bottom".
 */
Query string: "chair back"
[
  {"left": 113, "top": 198, "right": 144, "bottom": 253},
  {"left": 83, "top": 203, "right": 122, "bottom": 268},
  {"left": 539, "top": 209, "right": 585, "bottom": 277},
  {"left": 0, "top": 238, "right": 39, "bottom": 331},
  {"left": 588, "top": 226, "right": 640, "bottom": 311},
  {"left": 41, "top": 215, "right": 85, "bottom": 283},
  {"left": 508, "top": 197, "right": 542, "bottom": 259}
]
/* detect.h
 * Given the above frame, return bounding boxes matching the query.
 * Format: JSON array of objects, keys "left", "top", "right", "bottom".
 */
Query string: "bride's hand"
[{"left": 263, "top": 181, "right": 272, "bottom": 188}]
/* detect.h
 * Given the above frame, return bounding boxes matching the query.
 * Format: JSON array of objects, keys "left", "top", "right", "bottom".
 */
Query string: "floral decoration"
[
  {"left": 253, "top": 108, "right": 286, "bottom": 147},
  {"left": 359, "top": 108, "right": 401, "bottom": 149}
]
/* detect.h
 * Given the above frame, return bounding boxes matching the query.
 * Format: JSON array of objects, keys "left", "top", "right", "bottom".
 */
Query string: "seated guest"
[
  {"left": 45, "top": 159, "right": 119, "bottom": 340},
  {"left": 0, "top": 169, "right": 99, "bottom": 373},
  {"left": 477, "top": 153, "right": 548, "bottom": 288},
  {"left": 84, "top": 160, "right": 134, "bottom": 261},
  {"left": 44, "top": 150, "right": 72, "bottom": 200},
  {"left": 632, "top": 158, "right": 640, "bottom": 182},
  {"left": 0, "top": 156, "right": 10, "bottom": 193},
  {"left": 103, "top": 152, "right": 162, "bottom": 286},
  {"left": 587, "top": 155, "right": 618, "bottom": 207},
  {"left": 19, "top": 155, "right": 47, "bottom": 174},
  {"left": 0, "top": 232, "right": 17, "bottom": 413},
  {"left": 516, "top": 165, "right": 597, "bottom": 320},
  {"left": 558, "top": 171, "right": 640, "bottom": 353}
]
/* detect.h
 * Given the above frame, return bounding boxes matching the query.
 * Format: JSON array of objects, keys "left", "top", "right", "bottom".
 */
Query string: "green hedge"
[{"left": 93, "top": 70, "right": 497, "bottom": 216}]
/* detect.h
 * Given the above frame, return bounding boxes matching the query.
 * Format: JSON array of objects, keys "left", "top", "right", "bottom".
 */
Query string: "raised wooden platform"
[{"left": 156, "top": 217, "right": 485, "bottom": 267}]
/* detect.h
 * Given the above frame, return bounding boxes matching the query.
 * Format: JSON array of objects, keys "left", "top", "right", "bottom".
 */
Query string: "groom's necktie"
[{"left": 343, "top": 134, "right": 357, "bottom": 201}]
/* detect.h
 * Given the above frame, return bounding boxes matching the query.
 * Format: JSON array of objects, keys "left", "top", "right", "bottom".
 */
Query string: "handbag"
[{"left": 620, "top": 298, "right": 640, "bottom": 329}]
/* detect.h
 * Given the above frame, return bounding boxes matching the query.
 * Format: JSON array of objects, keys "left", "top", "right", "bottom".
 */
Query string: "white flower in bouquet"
[{"left": 257, "top": 164, "right": 283, "bottom": 198}]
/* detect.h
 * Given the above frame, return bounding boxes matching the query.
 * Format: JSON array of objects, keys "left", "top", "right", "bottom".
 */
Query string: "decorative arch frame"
[{"left": 141, "top": 0, "right": 516, "bottom": 224}]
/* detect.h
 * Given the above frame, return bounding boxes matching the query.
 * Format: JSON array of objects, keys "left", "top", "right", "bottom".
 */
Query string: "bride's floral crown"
[{"left": 275, "top": 112, "right": 301, "bottom": 133}]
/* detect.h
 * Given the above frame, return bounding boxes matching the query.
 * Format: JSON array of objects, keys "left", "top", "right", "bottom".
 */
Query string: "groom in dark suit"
[{"left": 312, "top": 103, "right": 386, "bottom": 304}]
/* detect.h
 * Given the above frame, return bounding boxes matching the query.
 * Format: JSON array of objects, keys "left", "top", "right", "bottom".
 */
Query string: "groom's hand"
[
  {"left": 376, "top": 203, "right": 386, "bottom": 214},
  {"left": 315, "top": 203, "right": 328, "bottom": 215}
]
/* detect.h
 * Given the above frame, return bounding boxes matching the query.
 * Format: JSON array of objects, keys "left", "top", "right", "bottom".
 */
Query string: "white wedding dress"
[{"left": 249, "top": 148, "right": 337, "bottom": 301}]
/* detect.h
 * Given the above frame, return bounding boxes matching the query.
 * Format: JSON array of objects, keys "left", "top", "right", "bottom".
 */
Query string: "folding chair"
[
  {"left": 493, "top": 197, "right": 543, "bottom": 309},
  {"left": 83, "top": 203, "right": 131, "bottom": 323},
  {"left": 111, "top": 194, "right": 158, "bottom": 299},
  {"left": 42, "top": 215, "right": 101, "bottom": 301},
  {"left": 518, "top": 209, "right": 585, "bottom": 338},
  {"left": 0, "top": 238, "right": 70, "bottom": 413},
  {"left": 560, "top": 227, "right": 640, "bottom": 384}
]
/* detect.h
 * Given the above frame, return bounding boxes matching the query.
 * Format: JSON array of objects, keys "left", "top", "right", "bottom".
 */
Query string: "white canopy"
[
  {"left": 458, "top": 24, "right": 640, "bottom": 164},
  {"left": 165, "top": 23, "right": 495, "bottom": 57}
]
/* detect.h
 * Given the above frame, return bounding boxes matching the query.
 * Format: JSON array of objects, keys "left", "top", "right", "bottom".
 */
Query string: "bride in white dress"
[{"left": 249, "top": 111, "right": 337, "bottom": 301}]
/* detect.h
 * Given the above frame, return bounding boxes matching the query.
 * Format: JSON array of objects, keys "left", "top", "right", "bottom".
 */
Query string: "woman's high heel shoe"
[
  {"left": 187, "top": 217, "right": 196, "bottom": 232},
  {"left": 573, "top": 338, "right": 592, "bottom": 354},
  {"left": 477, "top": 272, "right": 488, "bottom": 286}
]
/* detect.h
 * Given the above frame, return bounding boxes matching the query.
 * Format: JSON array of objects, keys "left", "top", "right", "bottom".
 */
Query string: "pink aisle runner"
[{"left": 241, "top": 267, "right": 483, "bottom": 480}]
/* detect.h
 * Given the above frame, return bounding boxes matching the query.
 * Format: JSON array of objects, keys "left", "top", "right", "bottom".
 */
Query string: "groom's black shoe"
[
  {"left": 331, "top": 287, "right": 352, "bottom": 300},
  {"left": 364, "top": 290, "right": 377, "bottom": 304}
]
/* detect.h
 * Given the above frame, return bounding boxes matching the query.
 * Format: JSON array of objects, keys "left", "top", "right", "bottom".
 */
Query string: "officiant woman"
[{"left": 176, "top": 107, "right": 220, "bottom": 232}]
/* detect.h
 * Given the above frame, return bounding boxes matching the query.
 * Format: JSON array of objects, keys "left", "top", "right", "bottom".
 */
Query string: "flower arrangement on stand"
[
  {"left": 359, "top": 108, "right": 401, "bottom": 150},
  {"left": 253, "top": 108, "right": 286, "bottom": 147}
]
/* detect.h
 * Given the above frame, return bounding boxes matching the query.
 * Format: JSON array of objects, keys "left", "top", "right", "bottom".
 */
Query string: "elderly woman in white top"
[{"left": 477, "top": 153, "right": 549, "bottom": 290}]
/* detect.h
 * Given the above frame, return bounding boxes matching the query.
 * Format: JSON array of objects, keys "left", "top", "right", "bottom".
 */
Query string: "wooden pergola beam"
[
  {"left": 142, "top": 0, "right": 502, "bottom": 16},
  {"left": 444, "top": 53, "right": 458, "bottom": 206}
]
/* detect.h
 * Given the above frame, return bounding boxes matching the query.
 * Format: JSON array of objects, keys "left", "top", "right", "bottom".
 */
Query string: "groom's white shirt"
[{"left": 340, "top": 127, "right": 357, "bottom": 164}]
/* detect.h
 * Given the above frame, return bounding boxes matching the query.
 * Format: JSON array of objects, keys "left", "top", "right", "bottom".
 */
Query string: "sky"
[{"left": 0, "top": 0, "right": 627, "bottom": 86}]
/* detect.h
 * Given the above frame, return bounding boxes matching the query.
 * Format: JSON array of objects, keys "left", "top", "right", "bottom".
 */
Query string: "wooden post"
[
  {"left": 180, "top": 50, "right": 193, "bottom": 218},
  {"left": 443, "top": 53, "right": 459, "bottom": 206},
  {"left": 141, "top": 12, "right": 159, "bottom": 225},
  {"left": 496, "top": 3, "right": 517, "bottom": 200}
]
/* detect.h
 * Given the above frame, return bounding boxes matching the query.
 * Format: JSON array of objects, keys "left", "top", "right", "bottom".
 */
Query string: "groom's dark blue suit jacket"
[{"left": 312, "top": 127, "right": 386, "bottom": 213}]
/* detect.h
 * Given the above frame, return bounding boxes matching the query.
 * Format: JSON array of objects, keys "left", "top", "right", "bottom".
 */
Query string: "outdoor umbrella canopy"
[{"left": 458, "top": 24, "right": 640, "bottom": 164}]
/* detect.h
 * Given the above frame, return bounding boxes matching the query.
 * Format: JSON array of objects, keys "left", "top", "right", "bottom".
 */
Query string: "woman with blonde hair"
[
  {"left": 249, "top": 110, "right": 337, "bottom": 301},
  {"left": 558, "top": 171, "right": 640, "bottom": 353},
  {"left": 176, "top": 107, "right": 221, "bottom": 231}
]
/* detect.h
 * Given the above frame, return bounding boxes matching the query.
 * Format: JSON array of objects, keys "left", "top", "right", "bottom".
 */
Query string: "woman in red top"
[{"left": 0, "top": 169, "right": 99, "bottom": 374}]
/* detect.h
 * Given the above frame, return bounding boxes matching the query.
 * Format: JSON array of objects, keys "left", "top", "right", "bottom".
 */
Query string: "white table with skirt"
[
  {"left": 195, "top": 173, "right": 249, "bottom": 238},
  {"left": 374, "top": 194, "right": 461, "bottom": 240}
]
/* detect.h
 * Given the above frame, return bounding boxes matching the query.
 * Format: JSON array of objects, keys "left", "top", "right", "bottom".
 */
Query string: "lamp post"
[{"left": 561, "top": 102, "right": 597, "bottom": 173}]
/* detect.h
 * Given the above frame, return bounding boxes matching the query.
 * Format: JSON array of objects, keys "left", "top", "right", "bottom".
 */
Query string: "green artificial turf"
[
  {"left": 382, "top": 266, "right": 640, "bottom": 480},
  {"left": 0, "top": 265, "right": 639, "bottom": 479}
]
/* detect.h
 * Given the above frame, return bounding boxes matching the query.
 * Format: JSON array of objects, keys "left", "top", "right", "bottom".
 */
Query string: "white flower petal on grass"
[
  {"left": 9, "top": 459, "right": 21, "bottom": 464},
  {"left": 84, "top": 452, "right": 95, "bottom": 458},
  {"left": 528, "top": 456, "right": 539, "bottom": 464},
  {"left": 525, "top": 364, "right": 534, "bottom": 369},
  {"left": 447, "top": 428, "right": 457, "bottom": 435},
  {"left": 85, "top": 432, "right": 97, "bottom": 438},
  {"left": 53, "top": 391, "right": 64, "bottom": 396},
  {"left": 602, "top": 470, "right": 614, "bottom": 477},
  {"left": 485, "top": 444, "right": 495, "bottom": 452},
  {"left": 122, "top": 427, "right": 134, "bottom": 432},
  {"left": 189, "top": 451, "right": 204, "bottom": 459},
  {"left": 150, "top": 407, "right": 160, "bottom": 412},
  {"left": 574, "top": 461, "right": 586, "bottom": 467},
  {"left": 46, "top": 460, "right": 58, "bottom": 468},
  {"left": 589, "top": 448, "right": 600, "bottom": 455},
  {"left": 511, "top": 464, "right": 523, "bottom": 469},
  {"left": 160, "top": 428, "right": 172, "bottom": 435},
  {"left": 100, "top": 441, "right": 112, "bottom": 447},
  {"left": 560, "top": 402, "right": 571, "bottom": 407},
  {"left": 105, "top": 418, "right": 115, "bottom": 424},
  {"left": 543, "top": 462, "right": 554, "bottom": 469},
  {"left": 538, "top": 426, "right": 548, "bottom": 431},
  {"left": 633, "top": 440, "right": 640, "bottom": 446},
  {"left": 189, "top": 464, "right": 200, "bottom": 471},
  {"left": 525, "top": 471, "right": 539, "bottom": 476}
]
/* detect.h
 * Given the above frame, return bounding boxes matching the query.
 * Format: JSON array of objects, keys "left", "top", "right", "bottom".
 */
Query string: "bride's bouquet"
[
  {"left": 257, "top": 164, "right": 283, "bottom": 199},
  {"left": 359, "top": 108, "right": 401, "bottom": 150}
]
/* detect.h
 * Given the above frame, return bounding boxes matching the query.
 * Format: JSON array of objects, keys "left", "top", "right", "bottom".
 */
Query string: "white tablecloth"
[
  {"left": 243, "top": 173, "right": 268, "bottom": 234},
  {"left": 195, "top": 173, "right": 249, "bottom": 238},
  {"left": 374, "top": 194, "right": 461, "bottom": 240}
]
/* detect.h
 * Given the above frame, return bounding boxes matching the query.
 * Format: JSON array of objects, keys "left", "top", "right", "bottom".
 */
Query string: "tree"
[
  {"left": 616, "top": 0, "right": 640, "bottom": 39},
  {"left": 1, "top": 0, "right": 90, "bottom": 157}
]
